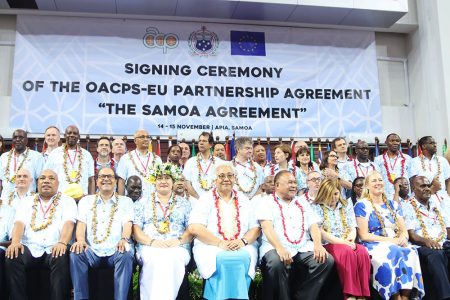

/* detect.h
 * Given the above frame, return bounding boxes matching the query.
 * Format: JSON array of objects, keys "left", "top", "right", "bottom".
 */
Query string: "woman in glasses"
[
  {"left": 133, "top": 163, "right": 192, "bottom": 300},
  {"left": 189, "top": 161, "right": 260, "bottom": 300},
  {"left": 349, "top": 177, "right": 365, "bottom": 205},
  {"left": 320, "top": 150, "right": 352, "bottom": 190}
]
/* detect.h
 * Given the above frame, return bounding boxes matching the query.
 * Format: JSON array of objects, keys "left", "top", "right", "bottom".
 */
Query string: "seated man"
[
  {"left": 403, "top": 175, "right": 450, "bottom": 300},
  {"left": 70, "top": 167, "right": 134, "bottom": 300},
  {"left": 5, "top": 169, "right": 76, "bottom": 300},
  {"left": 256, "top": 170, "right": 334, "bottom": 300},
  {"left": 0, "top": 195, "right": 15, "bottom": 290}
]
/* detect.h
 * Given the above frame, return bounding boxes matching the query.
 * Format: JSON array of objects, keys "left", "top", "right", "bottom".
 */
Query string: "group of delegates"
[{"left": 0, "top": 126, "right": 450, "bottom": 300}]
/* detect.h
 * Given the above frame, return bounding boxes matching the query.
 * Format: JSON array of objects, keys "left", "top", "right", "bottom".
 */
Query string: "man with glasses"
[
  {"left": 0, "top": 129, "right": 44, "bottom": 198},
  {"left": 45, "top": 125, "right": 95, "bottom": 199},
  {"left": 342, "top": 140, "right": 376, "bottom": 182},
  {"left": 117, "top": 129, "right": 162, "bottom": 198},
  {"left": 70, "top": 167, "right": 134, "bottom": 300},
  {"left": 410, "top": 136, "right": 450, "bottom": 195},
  {"left": 183, "top": 132, "right": 223, "bottom": 198},
  {"left": 374, "top": 133, "right": 412, "bottom": 200},
  {"left": 5, "top": 169, "right": 77, "bottom": 300},
  {"left": 299, "top": 171, "right": 322, "bottom": 203}
]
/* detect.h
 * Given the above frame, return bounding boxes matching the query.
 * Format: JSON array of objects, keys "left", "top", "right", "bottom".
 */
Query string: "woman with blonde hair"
[
  {"left": 354, "top": 171, "right": 424, "bottom": 300},
  {"left": 313, "top": 179, "right": 371, "bottom": 300}
]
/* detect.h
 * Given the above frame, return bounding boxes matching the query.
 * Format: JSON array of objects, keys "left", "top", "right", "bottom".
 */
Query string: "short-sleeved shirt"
[
  {"left": 189, "top": 189, "right": 258, "bottom": 242},
  {"left": 342, "top": 159, "right": 377, "bottom": 182},
  {"left": 15, "top": 193, "right": 77, "bottom": 257},
  {"left": 312, "top": 200, "right": 356, "bottom": 241},
  {"left": 256, "top": 194, "right": 320, "bottom": 258},
  {"left": 374, "top": 152, "right": 412, "bottom": 199},
  {"left": 44, "top": 146, "right": 94, "bottom": 195},
  {"left": 354, "top": 197, "right": 403, "bottom": 238},
  {"left": 297, "top": 162, "right": 320, "bottom": 191},
  {"left": 0, "top": 149, "right": 44, "bottom": 198},
  {"left": 182, "top": 155, "right": 223, "bottom": 198},
  {"left": 410, "top": 155, "right": 450, "bottom": 193},
  {"left": 263, "top": 163, "right": 303, "bottom": 189},
  {"left": 232, "top": 159, "right": 264, "bottom": 199},
  {"left": 77, "top": 194, "right": 133, "bottom": 257},
  {"left": 8, "top": 190, "right": 35, "bottom": 211},
  {"left": 402, "top": 197, "right": 450, "bottom": 246},
  {"left": 0, "top": 202, "right": 15, "bottom": 250},
  {"left": 337, "top": 155, "right": 352, "bottom": 171}
]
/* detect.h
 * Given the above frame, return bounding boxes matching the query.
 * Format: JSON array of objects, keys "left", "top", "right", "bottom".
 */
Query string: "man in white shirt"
[
  {"left": 343, "top": 140, "right": 376, "bottom": 182},
  {"left": 70, "top": 167, "right": 134, "bottom": 300},
  {"left": 112, "top": 138, "right": 126, "bottom": 166},
  {"left": 0, "top": 129, "right": 44, "bottom": 199},
  {"left": 95, "top": 137, "right": 115, "bottom": 175},
  {"left": 43, "top": 126, "right": 61, "bottom": 162},
  {"left": 256, "top": 170, "right": 334, "bottom": 300},
  {"left": 331, "top": 137, "right": 352, "bottom": 170},
  {"left": 5, "top": 169, "right": 77, "bottom": 300},
  {"left": 7, "top": 168, "right": 34, "bottom": 210}
]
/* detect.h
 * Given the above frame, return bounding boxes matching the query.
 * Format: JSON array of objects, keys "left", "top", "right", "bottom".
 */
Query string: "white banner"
[{"left": 11, "top": 15, "right": 381, "bottom": 137}]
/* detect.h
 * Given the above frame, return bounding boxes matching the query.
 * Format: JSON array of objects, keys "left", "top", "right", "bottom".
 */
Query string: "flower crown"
[{"left": 148, "top": 163, "right": 182, "bottom": 183}]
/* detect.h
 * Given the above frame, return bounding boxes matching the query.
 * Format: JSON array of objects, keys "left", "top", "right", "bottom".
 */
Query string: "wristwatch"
[{"left": 241, "top": 238, "right": 249, "bottom": 246}]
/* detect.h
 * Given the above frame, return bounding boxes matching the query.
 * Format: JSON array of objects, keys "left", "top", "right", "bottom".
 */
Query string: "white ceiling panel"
[
  {"left": 54, "top": 0, "right": 116, "bottom": 13},
  {"left": 299, "top": 0, "right": 352, "bottom": 9},
  {"left": 232, "top": 1, "right": 296, "bottom": 21},
  {"left": 341, "top": 9, "right": 407, "bottom": 28},
  {"left": 176, "top": 0, "right": 238, "bottom": 19},
  {"left": 116, "top": 0, "right": 177, "bottom": 15},
  {"left": 35, "top": 0, "right": 57, "bottom": 10},
  {"left": 288, "top": 5, "right": 351, "bottom": 24}
]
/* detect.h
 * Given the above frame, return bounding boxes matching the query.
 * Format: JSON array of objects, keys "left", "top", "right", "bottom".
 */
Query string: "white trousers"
[{"left": 140, "top": 246, "right": 190, "bottom": 300}]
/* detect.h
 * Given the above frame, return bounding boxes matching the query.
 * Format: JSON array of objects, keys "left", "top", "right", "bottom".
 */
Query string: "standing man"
[
  {"left": 112, "top": 138, "right": 126, "bottom": 165},
  {"left": 45, "top": 125, "right": 95, "bottom": 198},
  {"left": 117, "top": 129, "right": 162, "bottom": 198},
  {"left": 331, "top": 137, "right": 352, "bottom": 170},
  {"left": 95, "top": 137, "right": 114, "bottom": 175},
  {"left": 232, "top": 137, "right": 264, "bottom": 199},
  {"left": 374, "top": 133, "right": 411, "bottom": 199},
  {"left": 167, "top": 144, "right": 182, "bottom": 167},
  {"left": 256, "top": 171, "right": 334, "bottom": 299},
  {"left": 343, "top": 140, "right": 376, "bottom": 182},
  {"left": 179, "top": 142, "right": 191, "bottom": 169},
  {"left": 213, "top": 143, "right": 227, "bottom": 160},
  {"left": 410, "top": 136, "right": 450, "bottom": 195},
  {"left": 70, "top": 167, "right": 134, "bottom": 300},
  {"left": 183, "top": 132, "right": 223, "bottom": 199},
  {"left": 7, "top": 168, "right": 34, "bottom": 210},
  {"left": 43, "top": 126, "right": 61, "bottom": 161},
  {"left": 403, "top": 176, "right": 450, "bottom": 300},
  {"left": 126, "top": 175, "right": 143, "bottom": 202},
  {"left": 5, "top": 169, "right": 77, "bottom": 300},
  {"left": 0, "top": 129, "right": 44, "bottom": 199},
  {"left": 299, "top": 171, "right": 322, "bottom": 203},
  {"left": 253, "top": 144, "right": 271, "bottom": 169}
]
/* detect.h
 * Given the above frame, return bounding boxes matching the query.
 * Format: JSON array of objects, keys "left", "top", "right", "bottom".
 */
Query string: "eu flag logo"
[{"left": 230, "top": 31, "right": 266, "bottom": 56}]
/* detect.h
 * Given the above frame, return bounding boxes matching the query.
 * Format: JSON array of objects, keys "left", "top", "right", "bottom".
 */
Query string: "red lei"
[
  {"left": 273, "top": 193, "right": 305, "bottom": 244},
  {"left": 213, "top": 188, "right": 241, "bottom": 240},
  {"left": 353, "top": 160, "right": 375, "bottom": 177},
  {"left": 382, "top": 152, "right": 405, "bottom": 184}
]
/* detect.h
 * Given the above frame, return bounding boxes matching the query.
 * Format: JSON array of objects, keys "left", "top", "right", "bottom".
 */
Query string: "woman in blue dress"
[{"left": 354, "top": 171, "right": 424, "bottom": 300}]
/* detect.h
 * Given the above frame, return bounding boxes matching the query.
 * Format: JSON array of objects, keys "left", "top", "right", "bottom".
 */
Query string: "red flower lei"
[
  {"left": 382, "top": 152, "right": 405, "bottom": 184},
  {"left": 273, "top": 193, "right": 305, "bottom": 244},
  {"left": 270, "top": 164, "right": 275, "bottom": 176},
  {"left": 353, "top": 159, "right": 375, "bottom": 177},
  {"left": 213, "top": 188, "right": 241, "bottom": 240}
]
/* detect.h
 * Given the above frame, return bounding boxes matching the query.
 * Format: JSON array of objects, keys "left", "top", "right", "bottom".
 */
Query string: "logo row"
[{"left": 143, "top": 26, "right": 266, "bottom": 57}]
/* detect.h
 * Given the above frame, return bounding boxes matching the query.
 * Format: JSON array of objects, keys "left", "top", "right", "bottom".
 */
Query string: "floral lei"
[
  {"left": 420, "top": 154, "right": 441, "bottom": 180},
  {"left": 91, "top": 193, "right": 119, "bottom": 244},
  {"left": 232, "top": 159, "right": 257, "bottom": 193},
  {"left": 321, "top": 203, "right": 350, "bottom": 240},
  {"left": 213, "top": 188, "right": 241, "bottom": 240},
  {"left": 273, "top": 193, "right": 305, "bottom": 244},
  {"left": 354, "top": 159, "right": 375, "bottom": 177},
  {"left": 4, "top": 147, "right": 30, "bottom": 183},
  {"left": 152, "top": 191, "right": 177, "bottom": 234},
  {"left": 383, "top": 152, "right": 405, "bottom": 184},
  {"left": 128, "top": 150, "right": 156, "bottom": 178},
  {"left": 63, "top": 144, "right": 83, "bottom": 184},
  {"left": 30, "top": 192, "right": 61, "bottom": 232},
  {"left": 197, "top": 154, "right": 215, "bottom": 191},
  {"left": 368, "top": 194, "right": 399, "bottom": 237},
  {"left": 410, "top": 197, "right": 446, "bottom": 243}
]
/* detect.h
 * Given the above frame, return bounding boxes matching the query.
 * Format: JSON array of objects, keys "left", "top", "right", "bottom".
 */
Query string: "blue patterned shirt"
[
  {"left": 410, "top": 155, "right": 450, "bottom": 194},
  {"left": 312, "top": 200, "right": 356, "bottom": 241},
  {"left": 264, "top": 163, "right": 303, "bottom": 189},
  {"left": 374, "top": 152, "right": 412, "bottom": 199},
  {"left": 297, "top": 161, "right": 320, "bottom": 190},
  {"left": 0, "top": 203, "right": 15, "bottom": 250},
  {"left": 342, "top": 159, "right": 377, "bottom": 182},
  {"left": 77, "top": 194, "right": 134, "bottom": 257}
]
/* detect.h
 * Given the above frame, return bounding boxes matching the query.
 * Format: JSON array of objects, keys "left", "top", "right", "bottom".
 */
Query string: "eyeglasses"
[
  {"left": 98, "top": 174, "right": 115, "bottom": 180},
  {"left": 308, "top": 177, "right": 322, "bottom": 183},
  {"left": 217, "top": 173, "right": 235, "bottom": 180},
  {"left": 136, "top": 135, "right": 151, "bottom": 139}
]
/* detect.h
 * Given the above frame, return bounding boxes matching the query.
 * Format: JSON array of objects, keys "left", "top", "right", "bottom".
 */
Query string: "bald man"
[
  {"left": 0, "top": 129, "right": 44, "bottom": 199},
  {"left": 116, "top": 129, "right": 162, "bottom": 197},
  {"left": 7, "top": 168, "right": 34, "bottom": 210}
]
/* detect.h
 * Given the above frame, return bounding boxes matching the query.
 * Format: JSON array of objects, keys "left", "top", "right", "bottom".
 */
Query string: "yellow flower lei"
[
  {"left": 410, "top": 197, "right": 446, "bottom": 243},
  {"left": 128, "top": 151, "right": 156, "bottom": 178},
  {"left": 63, "top": 144, "right": 83, "bottom": 184},
  {"left": 30, "top": 192, "right": 61, "bottom": 232},
  {"left": 232, "top": 159, "right": 257, "bottom": 194},
  {"left": 321, "top": 202, "right": 351, "bottom": 240},
  {"left": 151, "top": 192, "right": 177, "bottom": 234},
  {"left": 368, "top": 194, "right": 400, "bottom": 237},
  {"left": 196, "top": 154, "right": 215, "bottom": 191},
  {"left": 91, "top": 193, "right": 119, "bottom": 244},
  {"left": 4, "top": 147, "right": 30, "bottom": 183}
]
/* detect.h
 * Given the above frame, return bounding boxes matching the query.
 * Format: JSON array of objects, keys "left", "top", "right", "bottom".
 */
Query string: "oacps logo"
[{"left": 143, "top": 27, "right": 179, "bottom": 53}]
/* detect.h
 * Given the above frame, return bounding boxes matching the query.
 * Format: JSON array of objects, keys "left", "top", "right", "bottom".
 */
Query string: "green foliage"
[{"left": 188, "top": 269, "right": 204, "bottom": 300}]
